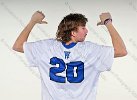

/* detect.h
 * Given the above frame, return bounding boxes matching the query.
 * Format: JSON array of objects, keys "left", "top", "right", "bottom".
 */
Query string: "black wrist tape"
[{"left": 104, "top": 18, "right": 112, "bottom": 25}]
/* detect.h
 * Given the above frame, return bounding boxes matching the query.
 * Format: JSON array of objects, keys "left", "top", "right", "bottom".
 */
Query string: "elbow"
[
  {"left": 123, "top": 50, "right": 128, "bottom": 56},
  {"left": 12, "top": 44, "right": 24, "bottom": 53},
  {"left": 12, "top": 45, "right": 18, "bottom": 51},
  {"left": 114, "top": 49, "right": 128, "bottom": 57},
  {"left": 120, "top": 49, "right": 128, "bottom": 56}
]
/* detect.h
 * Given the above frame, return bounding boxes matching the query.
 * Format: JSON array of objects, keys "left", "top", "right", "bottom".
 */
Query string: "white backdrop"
[{"left": 0, "top": 0, "right": 137, "bottom": 100}]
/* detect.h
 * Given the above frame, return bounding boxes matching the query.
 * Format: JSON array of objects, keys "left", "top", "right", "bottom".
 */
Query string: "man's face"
[{"left": 74, "top": 26, "right": 88, "bottom": 42}]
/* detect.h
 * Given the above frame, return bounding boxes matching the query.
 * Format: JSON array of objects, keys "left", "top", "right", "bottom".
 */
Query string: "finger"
[
  {"left": 37, "top": 11, "right": 43, "bottom": 14},
  {"left": 97, "top": 22, "right": 103, "bottom": 26},
  {"left": 38, "top": 11, "right": 45, "bottom": 17},
  {"left": 102, "top": 12, "right": 109, "bottom": 14},
  {"left": 36, "top": 12, "right": 45, "bottom": 18},
  {"left": 41, "top": 13, "right": 45, "bottom": 17},
  {"left": 40, "top": 21, "right": 48, "bottom": 24},
  {"left": 37, "top": 10, "right": 41, "bottom": 13}
]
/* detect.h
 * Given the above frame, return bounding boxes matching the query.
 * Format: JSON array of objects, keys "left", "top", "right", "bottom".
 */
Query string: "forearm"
[
  {"left": 106, "top": 22, "right": 127, "bottom": 57},
  {"left": 12, "top": 20, "right": 36, "bottom": 52}
]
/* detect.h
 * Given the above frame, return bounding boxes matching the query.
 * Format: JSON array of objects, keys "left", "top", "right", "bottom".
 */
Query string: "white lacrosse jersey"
[{"left": 23, "top": 38, "right": 114, "bottom": 100}]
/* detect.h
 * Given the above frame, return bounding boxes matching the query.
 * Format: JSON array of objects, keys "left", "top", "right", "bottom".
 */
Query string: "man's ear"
[{"left": 71, "top": 31, "right": 77, "bottom": 37}]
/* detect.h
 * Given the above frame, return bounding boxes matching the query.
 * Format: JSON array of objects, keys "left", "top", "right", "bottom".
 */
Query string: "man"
[{"left": 12, "top": 11, "right": 127, "bottom": 100}]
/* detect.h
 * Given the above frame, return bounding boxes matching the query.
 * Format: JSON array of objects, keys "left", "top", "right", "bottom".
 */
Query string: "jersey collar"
[{"left": 62, "top": 42, "right": 77, "bottom": 49}]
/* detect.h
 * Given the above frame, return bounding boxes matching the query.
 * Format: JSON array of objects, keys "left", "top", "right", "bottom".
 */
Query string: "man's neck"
[{"left": 65, "top": 40, "right": 77, "bottom": 45}]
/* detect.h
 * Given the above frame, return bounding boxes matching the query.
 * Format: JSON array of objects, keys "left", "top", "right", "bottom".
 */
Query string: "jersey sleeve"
[
  {"left": 85, "top": 41, "right": 114, "bottom": 72},
  {"left": 23, "top": 39, "right": 48, "bottom": 67}
]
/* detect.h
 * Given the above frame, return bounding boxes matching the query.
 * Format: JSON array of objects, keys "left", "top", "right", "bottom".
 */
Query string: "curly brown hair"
[{"left": 56, "top": 13, "right": 88, "bottom": 43}]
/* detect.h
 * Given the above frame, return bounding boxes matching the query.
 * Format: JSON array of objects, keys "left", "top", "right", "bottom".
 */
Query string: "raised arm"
[
  {"left": 97, "top": 12, "right": 127, "bottom": 58},
  {"left": 12, "top": 11, "right": 47, "bottom": 53}
]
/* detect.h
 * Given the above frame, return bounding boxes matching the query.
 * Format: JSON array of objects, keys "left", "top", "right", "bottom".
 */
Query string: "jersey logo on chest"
[{"left": 64, "top": 51, "right": 71, "bottom": 59}]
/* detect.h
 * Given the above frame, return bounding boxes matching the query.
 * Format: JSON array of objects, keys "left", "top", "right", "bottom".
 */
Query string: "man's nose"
[{"left": 85, "top": 28, "right": 88, "bottom": 33}]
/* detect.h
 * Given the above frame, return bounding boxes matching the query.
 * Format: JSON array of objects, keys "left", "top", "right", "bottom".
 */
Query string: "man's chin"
[{"left": 78, "top": 39, "right": 85, "bottom": 42}]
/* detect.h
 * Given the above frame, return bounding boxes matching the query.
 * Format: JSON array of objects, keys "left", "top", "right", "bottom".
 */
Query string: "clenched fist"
[
  {"left": 97, "top": 12, "right": 112, "bottom": 26},
  {"left": 30, "top": 11, "right": 48, "bottom": 24}
]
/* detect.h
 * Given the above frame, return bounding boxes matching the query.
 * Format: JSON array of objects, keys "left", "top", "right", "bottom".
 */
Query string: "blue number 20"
[{"left": 49, "top": 57, "right": 84, "bottom": 83}]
